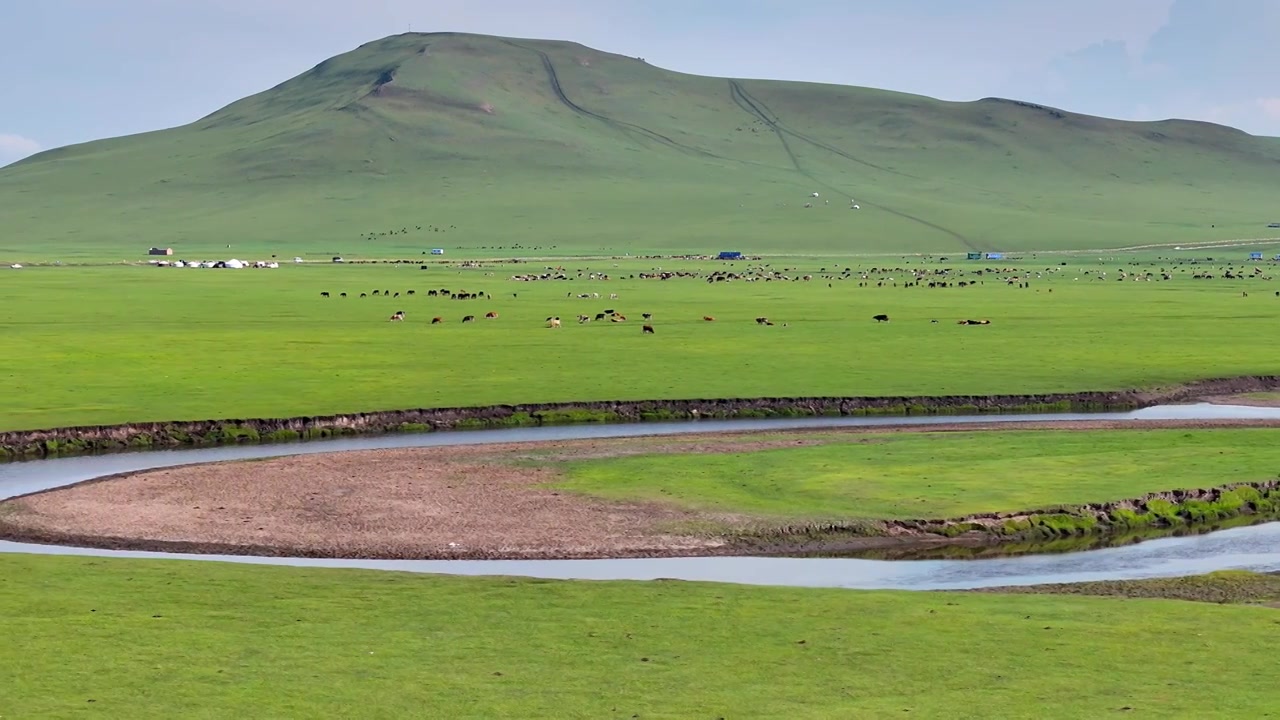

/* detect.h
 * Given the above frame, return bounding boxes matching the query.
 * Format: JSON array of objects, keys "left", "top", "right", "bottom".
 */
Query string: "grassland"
[
  {"left": 2, "top": 554, "right": 1277, "bottom": 719},
  {"left": 2, "top": 32, "right": 1279, "bottom": 261},
  {"left": 3, "top": 255, "right": 1280, "bottom": 432},
  {"left": 553, "top": 428, "right": 1280, "bottom": 520}
]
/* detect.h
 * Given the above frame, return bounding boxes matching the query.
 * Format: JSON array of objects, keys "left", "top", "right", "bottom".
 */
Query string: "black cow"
[
  {"left": 321, "top": 292, "right": 330, "bottom": 297},
  {"left": 873, "top": 314, "right": 890, "bottom": 322}
]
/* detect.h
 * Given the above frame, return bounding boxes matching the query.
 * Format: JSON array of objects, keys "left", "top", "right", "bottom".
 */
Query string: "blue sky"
[{"left": 2, "top": 0, "right": 1277, "bottom": 165}]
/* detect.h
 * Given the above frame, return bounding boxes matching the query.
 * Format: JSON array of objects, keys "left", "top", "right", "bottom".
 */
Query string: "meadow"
[
  {"left": 6, "top": 29, "right": 1280, "bottom": 719},
  {"left": 3, "top": 554, "right": 1277, "bottom": 719},
  {"left": 553, "top": 428, "right": 1280, "bottom": 520},
  {"left": 3, "top": 253, "right": 1280, "bottom": 431}
]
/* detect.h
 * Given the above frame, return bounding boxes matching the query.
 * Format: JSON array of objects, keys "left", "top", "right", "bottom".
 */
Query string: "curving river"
[{"left": 3, "top": 402, "right": 1280, "bottom": 590}]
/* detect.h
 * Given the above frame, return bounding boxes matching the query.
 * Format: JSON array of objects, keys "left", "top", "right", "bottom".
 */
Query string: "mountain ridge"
[{"left": 3, "top": 31, "right": 1277, "bottom": 258}]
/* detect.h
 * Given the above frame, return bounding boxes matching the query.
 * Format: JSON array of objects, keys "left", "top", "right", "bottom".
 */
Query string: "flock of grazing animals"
[
  {"left": 328, "top": 289, "right": 999, "bottom": 330},
  {"left": 874, "top": 314, "right": 992, "bottom": 325}
]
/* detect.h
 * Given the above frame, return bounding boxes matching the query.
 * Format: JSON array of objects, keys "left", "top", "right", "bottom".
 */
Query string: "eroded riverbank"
[{"left": 4, "top": 375, "right": 1279, "bottom": 460}]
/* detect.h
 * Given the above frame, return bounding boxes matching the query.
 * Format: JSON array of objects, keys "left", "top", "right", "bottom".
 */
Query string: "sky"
[{"left": 2, "top": 0, "right": 1278, "bottom": 165}]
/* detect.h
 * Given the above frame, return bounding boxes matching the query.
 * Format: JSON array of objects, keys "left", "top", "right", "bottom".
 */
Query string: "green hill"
[{"left": 3, "top": 31, "right": 1279, "bottom": 259}]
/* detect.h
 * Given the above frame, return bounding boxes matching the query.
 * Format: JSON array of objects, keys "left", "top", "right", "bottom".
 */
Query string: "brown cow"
[
  {"left": 703, "top": 316, "right": 715, "bottom": 322},
  {"left": 642, "top": 324, "right": 655, "bottom": 334},
  {"left": 431, "top": 316, "right": 443, "bottom": 324},
  {"left": 485, "top": 311, "right": 498, "bottom": 319}
]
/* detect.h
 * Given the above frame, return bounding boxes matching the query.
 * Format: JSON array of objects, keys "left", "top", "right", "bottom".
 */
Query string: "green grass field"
[
  {"left": 3, "top": 255, "right": 1280, "bottom": 431},
  {"left": 3, "top": 554, "right": 1276, "bottom": 719},
  {"left": 555, "top": 428, "right": 1280, "bottom": 520},
  {"left": 2, "top": 32, "right": 1278, "bottom": 261},
  {"left": 8, "top": 29, "right": 1280, "bottom": 719}
]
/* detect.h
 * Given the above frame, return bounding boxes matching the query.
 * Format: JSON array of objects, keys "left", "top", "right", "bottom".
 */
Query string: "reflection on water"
[{"left": 2, "top": 403, "right": 1280, "bottom": 590}]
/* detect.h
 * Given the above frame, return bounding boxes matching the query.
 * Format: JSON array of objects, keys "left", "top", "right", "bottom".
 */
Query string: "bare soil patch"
[
  {"left": 0, "top": 445, "right": 733, "bottom": 560},
  {"left": 5, "top": 418, "right": 1280, "bottom": 560}
]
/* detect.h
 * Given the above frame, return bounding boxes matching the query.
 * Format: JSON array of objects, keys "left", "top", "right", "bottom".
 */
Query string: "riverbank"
[
  {"left": 3, "top": 375, "right": 1280, "bottom": 460},
  {"left": 974, "top": 570, "right": 1280, "bottom": 607},
  {"left": 4, "top": 421, "right": 1280, "bottom": 560}
]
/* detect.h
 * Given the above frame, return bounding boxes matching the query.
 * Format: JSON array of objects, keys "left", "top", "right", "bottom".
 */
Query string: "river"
[{"left": 3, "top": 402, "right": 1279, "bottom": 590}]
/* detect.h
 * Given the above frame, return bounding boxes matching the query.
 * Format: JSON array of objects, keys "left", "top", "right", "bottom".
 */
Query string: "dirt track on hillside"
[{"left": 4, "top": 418, "right": 1280, "bottom": 560}]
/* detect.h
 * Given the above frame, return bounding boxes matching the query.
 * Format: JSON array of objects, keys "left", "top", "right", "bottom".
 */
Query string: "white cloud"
[{"left": 0, "top": 133, "right": 42, "bottom": 163}]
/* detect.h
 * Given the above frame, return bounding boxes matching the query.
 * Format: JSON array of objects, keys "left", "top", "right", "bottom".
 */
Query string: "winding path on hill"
[
  {"left": 3, "top": 403, "right": 1280, "bottom": 590},
  {"left": 728, "top": 80, "right": 981, "bottom": 252}
]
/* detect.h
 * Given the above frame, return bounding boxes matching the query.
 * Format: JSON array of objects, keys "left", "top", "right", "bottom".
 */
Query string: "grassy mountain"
[{"left": 3, "top": 32, "right": 1279, "bottom": 259}]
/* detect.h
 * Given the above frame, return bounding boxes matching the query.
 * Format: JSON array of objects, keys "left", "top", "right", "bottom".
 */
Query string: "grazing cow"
[
  {"left": 340, "top": 293, "right": 347, "bottom": 297},
  {"left": 642, "top": 313, "right": 652, "bottom": 320},
  {"left": 372, "top": 290, "right": 381, "bottom": 296},
  {"left": 462, "top": 315, "right": 475, "bottom": 323},
  {"left": 389, "top": 311, "right": 404, "bottom": 322},
  {"left": 577, "top": 314, "right": 591, "bottom": 323},
  {"left": 755, "top": 317, "right": 769, "bottom": 325},
  {"left": 321, "top": 292, "right": 330, "bottom": 297},
  {"left": 642, "top": 324, "right": 655, "bottom": 334},
  {"left": 407, "top": 290, "right": 415, "bottom": 295},
  {"left": 428, "top": 290, "right": 439, "bottom": 297},
  {"left": 360, "top": 293, "right": 368, "bottom": 298},
  {"left": 603, "top": 308, "right": 615, "bottom": 315},
  {"left": 873, "top": 314, "right": 889, "bottom": 323},
  {"left": 958, "top": 319, "right": 991, "bottom": 325},
  {"left": 431, "top": 316, "right": 443, "bottom": 324},
  {"left": 547, "top": 317, "right": 562, "bottom": 328},
  {"left": 595, "top": 312, "right": 607, "bottom": 321},
  {"left": 394, "top": 292, "right": 400, "bottom": 298},
  {"left": 485, "top": 311, "right": 498, "bottom": 319},
  {"left": 703, "top": 316, "right": 715, "bottom": 322},
  {"left": 610, "top": 293, "right": 619, "bottom": 300}
]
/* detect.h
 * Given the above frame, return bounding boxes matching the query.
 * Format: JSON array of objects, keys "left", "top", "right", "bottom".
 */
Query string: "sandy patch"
[{"left": 2, "top": 445, "right": 728, "bottom": 560}]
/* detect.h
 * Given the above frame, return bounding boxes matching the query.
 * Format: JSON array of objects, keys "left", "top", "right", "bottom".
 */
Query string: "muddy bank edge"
[{"left": 3, "top": 375, "right": 1279, "bottom": 460}]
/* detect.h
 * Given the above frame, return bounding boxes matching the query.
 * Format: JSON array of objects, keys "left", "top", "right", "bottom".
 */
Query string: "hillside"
[{"left": 3, "top": 32, "right": 1279, "bottom": 259}]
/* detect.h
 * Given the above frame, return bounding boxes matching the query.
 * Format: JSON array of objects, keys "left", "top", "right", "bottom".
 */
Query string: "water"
[{"left": 3, "top": 403, "right": 1279, "bottom": 590}]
